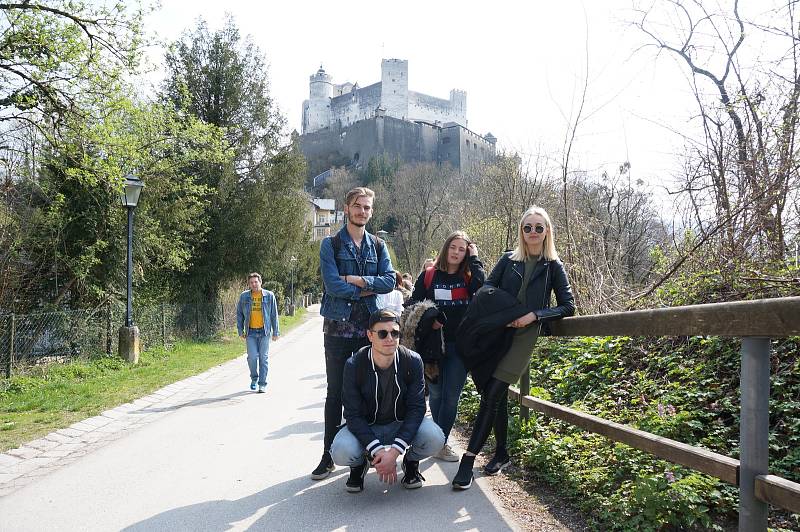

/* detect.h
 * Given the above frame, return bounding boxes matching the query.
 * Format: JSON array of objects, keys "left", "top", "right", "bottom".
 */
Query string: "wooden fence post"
[
  {"left": 7, "top": 314, "right": 15, "bottom": 378},
  {"left": 519, "top": 362, "right": 530, "bottom": 422},
  {"left": 161, "top": 303, "right": 167, "bottom": 347},
  {"left": 105, "top": 303, "right": 112, "bottom": 355},
  {"left": 739, "top": 337, "right": 771, "bottom": 531}
]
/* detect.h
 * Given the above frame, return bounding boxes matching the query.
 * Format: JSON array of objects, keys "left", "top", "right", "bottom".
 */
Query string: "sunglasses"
[
  {"left": 523, "top": 224, "right": 546, "bottom": 234},
  {"left": 371, "top": 329, "right": 400, "bottom": 339}
]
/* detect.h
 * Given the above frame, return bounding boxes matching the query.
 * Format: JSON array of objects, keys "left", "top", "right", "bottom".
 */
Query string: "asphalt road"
[{"left": 0, "top": 307, "right": 518, "bottom": 532}]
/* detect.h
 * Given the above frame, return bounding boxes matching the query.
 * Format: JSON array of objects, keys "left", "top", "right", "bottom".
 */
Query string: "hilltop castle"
[{"left": 299, "top": 59, "right": 496, "bottom": 179}]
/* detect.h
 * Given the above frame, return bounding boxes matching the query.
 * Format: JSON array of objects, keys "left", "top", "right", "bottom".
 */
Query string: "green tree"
[
  {"left": 8, "top": 97, "right": 229, "bottom": 311},
  {"left": 162, "top": 16, "right": 308, "bottom": 304},
  {"left": 0, "top": 1, "right": 146, "bottom": 150}
]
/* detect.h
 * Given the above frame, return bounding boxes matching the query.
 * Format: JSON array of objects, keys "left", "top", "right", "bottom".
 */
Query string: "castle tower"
[
  {"left": 380, "top": 59, "right": 409, "bottom": 120},
  {"left": 449, "top": 89, "right": 467, "bottom": 126},
  {"left": 302, "top": 65, "right": 333, "bottom": 133}
]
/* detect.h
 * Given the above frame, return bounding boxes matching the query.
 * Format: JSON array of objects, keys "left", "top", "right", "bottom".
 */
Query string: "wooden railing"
[{"left": 510, "top": 296, "right": 800, "bottom": 531}]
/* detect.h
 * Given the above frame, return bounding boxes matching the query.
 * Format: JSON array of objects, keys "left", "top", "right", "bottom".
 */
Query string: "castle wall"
[
  {"left": 408, "top": 91, "right": 465, "bottom": 127},
  {"left": 330, "top": 82, "right": 381, "bottom": 128}
]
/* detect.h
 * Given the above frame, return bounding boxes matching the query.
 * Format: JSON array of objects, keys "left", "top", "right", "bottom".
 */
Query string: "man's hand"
[
  {"left": 348, "top": 275, "right": 367, "bottom": 289},
  {"left": 240, "top": 334, "right": 246, "bottom": 341},
  {"left": 341, "top": 275, "right": 369, "bottom": 290},
  {"left": 359, "top": 291, "right": 375, "bottom": 298},
  {"left": 431, "top": 321, "right": 443, "bottom": 330},
  {"left": 271, "top": 336, "right": 279, "bottom": 342},
  {"left": 467, "top": 243, "right": 478, "bottom": 257},
  {"left": 372, "top": 448, "right": 400, "bottom": 484}
]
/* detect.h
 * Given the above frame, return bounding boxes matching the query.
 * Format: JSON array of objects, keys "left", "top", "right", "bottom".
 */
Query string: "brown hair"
[
  {"left": 345, "top": 187, "right": 375, "bottom": 207},
  {"left": 247, "top": 272, "right": 262, "bottom": 282},
  {"left": 433, "top": 231, "right": 471, "bottom": 276}
]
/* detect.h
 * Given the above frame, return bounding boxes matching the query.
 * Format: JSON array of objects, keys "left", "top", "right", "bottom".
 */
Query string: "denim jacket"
[
  {"left": 236, "top": 289, "right": 280, "bottom": 337},
  {"left": 320, "top": 226, "right": 396, "bottom": 322}
]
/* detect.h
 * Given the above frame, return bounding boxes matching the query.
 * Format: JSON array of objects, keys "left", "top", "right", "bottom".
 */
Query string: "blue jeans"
[
  {"left": 330, "top": 417, "right": 445, "bottom": 466},
  {"left": 246, "top": 328, "right": 270, "bottom": 386},
  {"left": 427, "top": 342, "right": 468, "bottom": 440}
]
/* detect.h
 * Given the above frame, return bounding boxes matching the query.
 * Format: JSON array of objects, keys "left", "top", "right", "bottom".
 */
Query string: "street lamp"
[
  {"left": 119, "top": 174, "right": 144, "bottom": 363},
  {"left": 290, "top": 256, "right": 297, "bottom": 316}
]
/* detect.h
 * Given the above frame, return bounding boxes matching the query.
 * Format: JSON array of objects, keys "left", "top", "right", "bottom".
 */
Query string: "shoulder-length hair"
[
  {"left": 434, "top": 230, "right": 472, "bottom": 276},
  {"left": 509, "top": 206, "right": 560, "bottom": 262}
]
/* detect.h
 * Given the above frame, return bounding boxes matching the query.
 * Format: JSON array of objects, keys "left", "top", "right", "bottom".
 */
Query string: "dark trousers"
[
  {"left": 323, "top": 334, "right": 370, "bottom": 451},
  {"left": 466, "top": 377, "right": 510, "bottom": 455}
]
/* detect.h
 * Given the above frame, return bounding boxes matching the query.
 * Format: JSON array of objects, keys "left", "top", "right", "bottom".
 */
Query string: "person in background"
[
  {"left": 236, "top": 273, "right": 280, "bottom": 393},
  {"left": 376, "top": 272, "right": 406, "bottom": 314}
]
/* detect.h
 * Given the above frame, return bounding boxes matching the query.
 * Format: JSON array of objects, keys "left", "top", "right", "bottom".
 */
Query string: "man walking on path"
[
  {"left": 330, "top": 309, "right": 445, "bottom": 492},
  {"left": 311, "top": 187, "right": 396, "bottom": 480},
  {"left": 236, "top": 273, "right": 280, "bottom": 393}
]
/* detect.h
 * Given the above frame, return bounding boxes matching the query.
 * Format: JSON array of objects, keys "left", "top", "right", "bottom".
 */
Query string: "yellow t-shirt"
[{"left": 249, "top": 291, "right": 264, "bottom": 329}]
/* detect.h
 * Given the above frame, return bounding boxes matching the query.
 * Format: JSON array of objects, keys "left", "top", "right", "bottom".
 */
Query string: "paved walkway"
[{"left": 0, "top": 306, "right": 519, "bottom": 531}]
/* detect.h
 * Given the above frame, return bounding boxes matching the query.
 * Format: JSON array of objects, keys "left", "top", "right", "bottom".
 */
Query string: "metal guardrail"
[{"left": 511, "top": 296, "right": 800, "bottom": 531}]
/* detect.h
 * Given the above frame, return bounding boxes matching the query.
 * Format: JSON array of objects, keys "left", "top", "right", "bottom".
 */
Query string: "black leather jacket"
[{"left": 486, "top": 251, "right": 575, "bottom": 324}]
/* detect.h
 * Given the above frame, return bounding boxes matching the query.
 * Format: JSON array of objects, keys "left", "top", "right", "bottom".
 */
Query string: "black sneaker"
[
  {"left": 345, "top": 462, "right": 369, "bottom": 493},
  {"left": 451, "top": 458, "right": 474, "bottom": 490},
  {"left": 483, "top": 453, "right": 511, "bottom": 476},
  {"left": 401, "top": 456, "right": 425, "bottom": 489},
  {"left": 310, "top": 451, "right": 334, "bottom": 480}
]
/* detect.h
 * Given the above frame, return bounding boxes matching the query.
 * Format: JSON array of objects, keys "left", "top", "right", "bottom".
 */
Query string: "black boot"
[
  {"left": 451, "top": 454, "right": 475, "bottom": 490},
  {"left": 311, "top": 451, "right": 334, "bottom": 480},
  {"left": 483, "top": 450, "right": 511, "bottom": 476}
]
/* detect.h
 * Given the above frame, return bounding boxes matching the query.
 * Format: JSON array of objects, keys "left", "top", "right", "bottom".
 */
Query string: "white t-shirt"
[{"left": 375, "top": 289, "right": 405, "bottom": 315}]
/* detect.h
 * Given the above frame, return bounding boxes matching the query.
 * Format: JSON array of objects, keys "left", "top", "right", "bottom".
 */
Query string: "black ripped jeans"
[
  {"left": 323, "top": 334, "right": 370, "bottom": 451},
  {"left": 466, "top": 377, "right": 510, "bottom": 456}
]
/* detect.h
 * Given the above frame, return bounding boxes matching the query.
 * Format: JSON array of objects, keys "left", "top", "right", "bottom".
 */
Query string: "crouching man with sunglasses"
[{"left": 330, "top": 309, "right": 445, "bottom": 492}]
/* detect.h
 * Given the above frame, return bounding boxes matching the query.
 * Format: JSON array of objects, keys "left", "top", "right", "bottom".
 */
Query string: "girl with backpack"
[
  {"left": 451, "top": 205, "right": 575, "bottom": 490},
  {"left": 404, "top": 230, "right": 485, "bottom": 461}
]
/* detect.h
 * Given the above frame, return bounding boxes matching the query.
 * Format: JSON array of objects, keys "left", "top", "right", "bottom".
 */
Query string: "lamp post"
[
  {"left": 290, "top": 256, "right": 297, "bottom": 316},
  {"left": 119, "top": 174, "right": 144, "bottom": 363}
]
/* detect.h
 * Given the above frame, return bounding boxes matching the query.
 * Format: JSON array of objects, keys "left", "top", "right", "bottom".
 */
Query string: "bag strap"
[{"left": 424, "top": 266, "right": 472, "bottom": 291}]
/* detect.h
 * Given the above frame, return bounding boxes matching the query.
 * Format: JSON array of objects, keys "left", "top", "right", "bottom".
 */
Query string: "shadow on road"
[
  {"left": 264, "top": 420, "right": 325, "bottom": 441},
  {"left": 133, "top": 391, "right": 252, "bottom": 414},
  {"left": 122, "top": 467, "right": 513, "bottom": 532},
  {"left": 299, "top": 373, "right": 326, "bottom": 381},
  {"left": 297, "top": 401, "right": 325, "bottom": 410}
]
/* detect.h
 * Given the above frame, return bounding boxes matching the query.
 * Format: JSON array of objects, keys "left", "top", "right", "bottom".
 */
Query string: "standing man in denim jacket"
[
  {"left": 311, "top": 187, "right": 396, "bottom": 480},
  {"left": 236, "top": 273, "right": 280, "bottom": 393}
]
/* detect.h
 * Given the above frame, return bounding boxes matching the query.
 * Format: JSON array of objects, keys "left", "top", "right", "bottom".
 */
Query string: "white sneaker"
[{"left": 436, "top": 443, "right": 460, "bottom": 462}]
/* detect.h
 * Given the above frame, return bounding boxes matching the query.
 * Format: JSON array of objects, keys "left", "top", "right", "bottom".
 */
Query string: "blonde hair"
[
  {"left": 434, "top": 230, "right": 472, "bottom": 276},
  {"left": 345, "top": 187, "right": 375, "bottom": 206},
  {"left": 509, "top": 206, "right": 560, "bottom": 262}
]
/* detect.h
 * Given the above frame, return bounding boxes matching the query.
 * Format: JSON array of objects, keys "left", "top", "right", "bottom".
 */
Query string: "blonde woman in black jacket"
[{"left": 452, "top": 205, "right": 575, "bottom": 490}]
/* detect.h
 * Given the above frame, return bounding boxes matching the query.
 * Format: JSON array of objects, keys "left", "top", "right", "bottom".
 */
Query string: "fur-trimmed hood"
[{"left": 400, "top": 299, "right": 437, "bottom": 350}]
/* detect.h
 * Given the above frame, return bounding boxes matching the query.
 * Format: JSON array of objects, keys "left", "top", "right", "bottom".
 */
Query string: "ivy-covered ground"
[{"left": 459, "top": 334, "right": 800, "bottom": 531}]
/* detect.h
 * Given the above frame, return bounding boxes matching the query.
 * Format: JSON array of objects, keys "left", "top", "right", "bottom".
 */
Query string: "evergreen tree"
[{"left": 162, "top": 17, "right": 308, "bottom": 304}]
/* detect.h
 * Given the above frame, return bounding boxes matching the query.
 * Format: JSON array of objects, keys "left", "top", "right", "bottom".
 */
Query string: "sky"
[{"left": 142, "top": 0, "right": 712, "bottom": 194}]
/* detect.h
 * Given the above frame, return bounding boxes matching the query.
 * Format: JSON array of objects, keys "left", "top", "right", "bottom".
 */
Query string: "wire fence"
[
  {"left": 0, "top": 300, "right": 241, "bottom": 378},
  {"left": 0, "top": 291, "right": 320, "bottom": 378}
]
